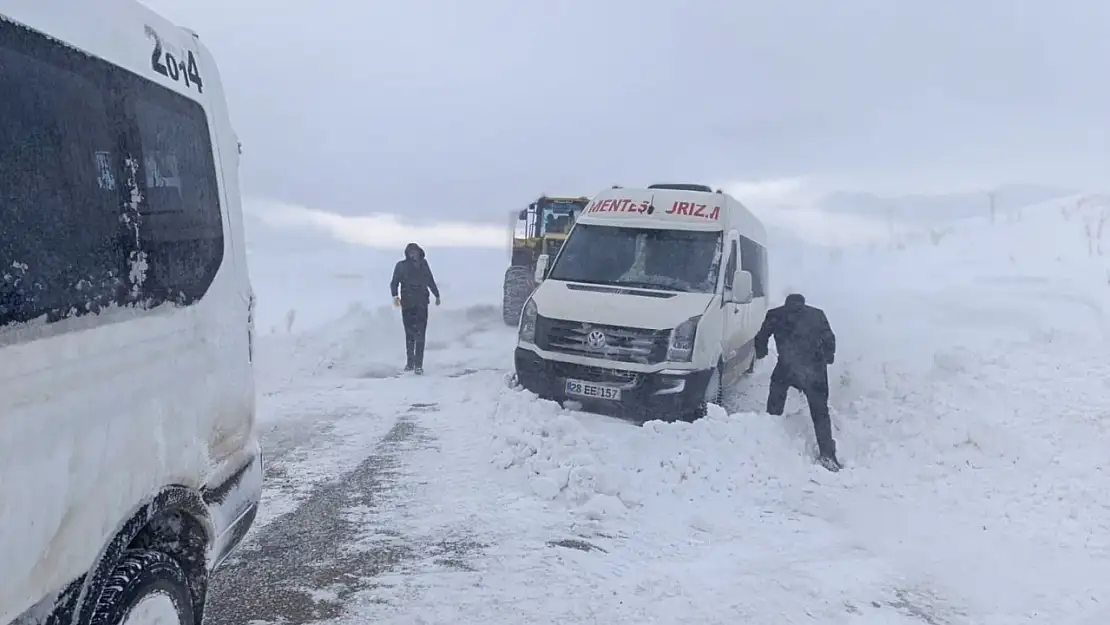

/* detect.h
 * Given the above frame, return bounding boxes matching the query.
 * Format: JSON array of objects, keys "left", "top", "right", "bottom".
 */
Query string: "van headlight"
[
  {"left": 667, "top": 315, "right": 701, "bottom": 362},
  {"left": 519, "top": 298, "right": 538, "bottom": 343}
]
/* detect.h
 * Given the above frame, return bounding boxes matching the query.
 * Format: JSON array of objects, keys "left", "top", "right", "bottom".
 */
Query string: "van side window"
[
  {"left": 739, "top": 236, "right": 767, "bottom": 297},
  {"left": 128, "top": 95, "right": 225, "bottom": 306},
  {"left": 0, "top": 20, "right": 224, "bottom": 336},
  {"left": 0, "top": 38, "right": 126, "bottom": 329},
  {"left": 724, "top": 239, "right": 738, "bottom": 290}
]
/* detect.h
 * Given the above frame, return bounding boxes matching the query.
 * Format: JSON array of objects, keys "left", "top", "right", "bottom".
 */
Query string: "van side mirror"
[
  {"left": 534, "top": 254, "right": 550, "bottom": 284},
  {"left": 732, "top": 269, "right": 753, "bottom": 304}
]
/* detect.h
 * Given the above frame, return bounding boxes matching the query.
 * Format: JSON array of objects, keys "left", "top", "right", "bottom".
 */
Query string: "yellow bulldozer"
[{"left": 502, "top": 194, "right": 589, "bottom": 325}]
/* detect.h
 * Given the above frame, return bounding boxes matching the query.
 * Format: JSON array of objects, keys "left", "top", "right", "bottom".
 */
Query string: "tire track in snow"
[
  {"left": 205, "top": 405, "right": 483, "bottom": 625},
  {"left": 246, "top": 385, "right": 413, "bottom": 530},
  {"left": 204, "top": 307, "right": 514, "bottom": 622}
]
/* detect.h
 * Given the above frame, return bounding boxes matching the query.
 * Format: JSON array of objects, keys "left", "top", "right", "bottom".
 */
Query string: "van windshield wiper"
[
  {"left": 615, "top": 281, "right": 684, "bottom": 292},
  {"left": 563, "top": 278, "right": 610, "bottom": 286},
  {"left": 562, "top": 278, "right": 685, "bottom": 292}
]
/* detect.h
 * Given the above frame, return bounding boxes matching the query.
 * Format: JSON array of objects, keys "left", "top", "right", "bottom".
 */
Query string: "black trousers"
[
  {"left": 401, "top": 305, "right": 428, "bottom": 368},
  {"left": 766, "top": 363, "right": 836, "bottom": 458}
]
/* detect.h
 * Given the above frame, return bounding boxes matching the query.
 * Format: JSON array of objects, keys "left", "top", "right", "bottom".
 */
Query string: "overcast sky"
[{"left": 141, "top": 0, "right": 1110, "bottom": 225}]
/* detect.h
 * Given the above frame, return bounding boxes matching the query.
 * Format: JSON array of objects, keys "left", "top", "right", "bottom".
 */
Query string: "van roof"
[
  {"left": 646, "top": 183, "right": 717, "bottom": 193},
  {"left": 575, "top": 186, "right": 767, "bottom": 243},
  {"left": 2, "top": 0, "right": 215, "bottom": 107}
]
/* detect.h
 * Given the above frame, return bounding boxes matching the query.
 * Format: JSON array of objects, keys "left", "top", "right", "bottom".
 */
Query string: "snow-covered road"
[
  {"left": 205, "top": 305, "right": 514, "bottom": 624},
  {"left": 210, "top": 196, "right": 1110, "bottom": 624}
]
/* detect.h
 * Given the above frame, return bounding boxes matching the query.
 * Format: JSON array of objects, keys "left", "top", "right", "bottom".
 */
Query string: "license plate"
[{"left": 565, "top": 378, "right": 622, "bottom": 401}]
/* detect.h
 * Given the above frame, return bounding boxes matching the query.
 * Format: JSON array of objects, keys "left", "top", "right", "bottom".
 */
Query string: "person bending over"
[{"left": 754, "top": 293, "right": 841, "bottom": 471}]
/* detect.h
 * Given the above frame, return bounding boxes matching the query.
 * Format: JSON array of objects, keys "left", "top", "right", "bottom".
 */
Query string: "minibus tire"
[{"left": 89, "top": 549, "right": 195, "bottom": 625}]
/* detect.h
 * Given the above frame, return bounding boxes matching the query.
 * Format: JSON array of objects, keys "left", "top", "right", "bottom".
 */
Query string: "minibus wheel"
[{"left": 89, "top": 550, "right": 195, "bottom": 625}]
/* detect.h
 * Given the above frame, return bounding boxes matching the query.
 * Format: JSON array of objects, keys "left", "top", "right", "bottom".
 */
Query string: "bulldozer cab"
[
  {"left": 503, "top": 195, "right": 589, "bottom": 325},
  {"left": 509, "top": 195, "right": 588, "bottom": 268}
]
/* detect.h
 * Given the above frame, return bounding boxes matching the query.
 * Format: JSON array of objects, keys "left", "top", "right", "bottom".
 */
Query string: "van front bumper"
[{"left": 514, "top": 347, "right": 712, "bottom": 421}]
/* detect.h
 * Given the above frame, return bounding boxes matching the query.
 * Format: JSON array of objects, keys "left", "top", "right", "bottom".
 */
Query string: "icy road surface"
[{"left": 206, "top": 196, "right": 1110, "bottom": 624}]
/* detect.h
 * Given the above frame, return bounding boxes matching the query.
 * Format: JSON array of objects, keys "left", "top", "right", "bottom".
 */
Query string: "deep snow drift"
[{"left": 249, "top": 194, "right": 1110, "bottom": 624}]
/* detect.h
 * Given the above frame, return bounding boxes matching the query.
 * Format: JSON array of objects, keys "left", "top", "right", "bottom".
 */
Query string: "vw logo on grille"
[{"left": 586, "top": 329, "right": 607, "bottom": 348}]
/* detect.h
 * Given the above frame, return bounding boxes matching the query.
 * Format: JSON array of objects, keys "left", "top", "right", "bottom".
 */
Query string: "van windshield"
[{"left": 547, "top": 224, "right": 722, "bottom": 293}]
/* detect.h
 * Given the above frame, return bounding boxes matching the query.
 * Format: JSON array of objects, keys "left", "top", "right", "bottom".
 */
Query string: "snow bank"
[
  {"left": 490, "top": 390, "right": 831, "bottom": 524},
  {"left": 806, "top": 193, "right": 1110, "bottom": 443}
]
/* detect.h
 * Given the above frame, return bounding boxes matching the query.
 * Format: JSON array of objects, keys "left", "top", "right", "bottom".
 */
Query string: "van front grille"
[{"left": 536, "top": 317, "right": 670, "bottom": 365}]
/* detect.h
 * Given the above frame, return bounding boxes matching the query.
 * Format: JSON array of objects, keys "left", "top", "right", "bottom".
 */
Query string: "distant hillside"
[
  {"left": 818, "top": 184, "right": 1076, "bottom": 224},
  {"left": 243, "top": 210, "right": 345, "bottom": 254}
]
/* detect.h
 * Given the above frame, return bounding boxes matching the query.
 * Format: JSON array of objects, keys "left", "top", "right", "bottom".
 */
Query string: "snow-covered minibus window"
[{"left": 0, "top": 20, "right": 223, "bottom": 336}]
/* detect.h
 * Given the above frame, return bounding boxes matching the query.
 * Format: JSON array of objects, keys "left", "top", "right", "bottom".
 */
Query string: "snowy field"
[{"left": 228, "top": 195, "right": 1110, "bottom": 624}]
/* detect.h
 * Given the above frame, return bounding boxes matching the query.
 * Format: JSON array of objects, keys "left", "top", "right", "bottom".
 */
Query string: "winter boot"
[
  {"left": 404, "top": 362, "right": 414, "bottom": 372},
  {"left": 817, "top": 454, "right": 842, "bottom": 473},
  {"left": 414, "top": 366, "right": 424, "bottom": 375}
]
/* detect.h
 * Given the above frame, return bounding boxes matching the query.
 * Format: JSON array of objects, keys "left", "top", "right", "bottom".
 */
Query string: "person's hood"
[
  {"left": 404, "top": 242, "right": 425, "bottom": 260},
  {"left": 784, "top": 293, "right": 806, "bottom": 309}
]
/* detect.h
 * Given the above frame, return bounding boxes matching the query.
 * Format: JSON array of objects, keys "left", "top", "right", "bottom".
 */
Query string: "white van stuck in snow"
[
  {"left": 514, "top": 183, "right": 769, "bottom": 421},
  {"left": 1, "top": 3, "right": 260, "bottom": 625}
]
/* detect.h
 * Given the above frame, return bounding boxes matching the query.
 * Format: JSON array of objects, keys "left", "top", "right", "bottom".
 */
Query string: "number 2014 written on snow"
[
  {"left": 145, "top": 26, "right": 204, "bottom": 93},
  {"left": 587, "top": 198, "right": 720, "bottom": 220}
]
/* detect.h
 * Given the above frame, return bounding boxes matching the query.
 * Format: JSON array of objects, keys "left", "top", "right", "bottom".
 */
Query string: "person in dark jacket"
[
  {"left": 754, "top": 293, "right": 841, "bottom": 471},
  {"left": 390, "top": 242, "right": 440, "bottom": 374}
]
